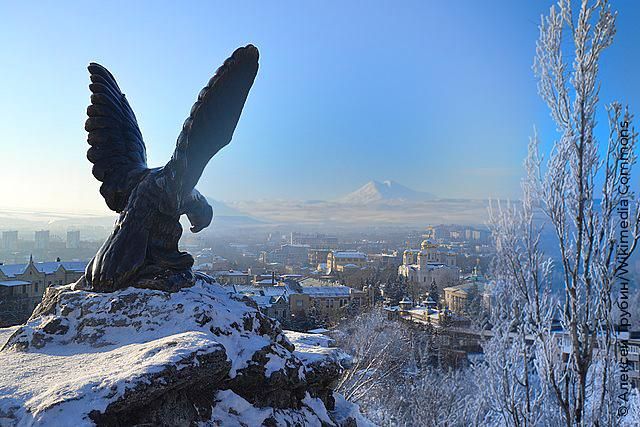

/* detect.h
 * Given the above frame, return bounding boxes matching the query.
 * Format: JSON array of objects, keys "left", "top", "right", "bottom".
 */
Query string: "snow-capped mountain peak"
[{"left": 338, "top": 180, "right": 436, "bottom": 204}]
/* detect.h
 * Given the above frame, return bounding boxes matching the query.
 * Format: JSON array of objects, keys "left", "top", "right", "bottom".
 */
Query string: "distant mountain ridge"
[
  {"left": 337, "top": 180, "right": 436, "bottom": 204},
  {"left": 205, "top": 198, "right": 263, "bottom": 224}
]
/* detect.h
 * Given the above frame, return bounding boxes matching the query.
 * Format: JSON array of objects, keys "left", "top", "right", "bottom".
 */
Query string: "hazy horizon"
[{"left": 1, "top": 1, "right": 639, "bottom": 214}]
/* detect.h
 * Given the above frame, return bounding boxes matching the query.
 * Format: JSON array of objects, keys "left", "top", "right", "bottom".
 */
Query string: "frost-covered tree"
[
  {"left": 482, "top": 132, "right": 555, "bottom": 426},
  {"left": 623, "top": 389, "right": 640, "bottom": 426},
  {"left": 334, "top": 309, "right": 480, "bottom": 426},
  {"left": 373, "top": 368, "right": 479, "bottom": 426},
  {"left": 334, "top": 310, "right": 409, "bottom": 404},
  {"left": 484, "top": 1, "right": 639, "bottom": 425}
]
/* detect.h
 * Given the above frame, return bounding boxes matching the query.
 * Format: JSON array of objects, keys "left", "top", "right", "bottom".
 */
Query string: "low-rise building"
[
  {"left": 194, "top": 249, "right": 229, "bottom": 271},
  {"left": 368, "top": 252, "right": 402, "bottom": 268},
  {"left": 308, "top": 249, "right": 331, "bottom": 269},
  {"left": 553, "top": 328, "right": 640, "bottom": 389},
  {"left": 290, "top": 232, "right": 338, "bottom": 249},
  {"left": 253, "top": 273, "right": 280, "bottom": 286},
  {"left": 260, "top": 244, "right": 310, "bottom": 267},
  {"left": 212, "top": 270, "right": 250, "bottom": 286},
  {"left": 628, "top": 332, "right": 640, "bottom": 389},
  {"left": 231, "top": 277, "right": 366, "bottom": 325},
  {"left": 0, "top": 257, "right": 86, "bottom": 326},
  {"left": 443, "top": 276, "right": 491, "bottom": 314},
  {"left": 254, "top": 295, "right": 290, "bottom": 323},
  {"left": 327, "top": 251, "right": 367, "bottom": 273},
  {"left": 291, "top": 285, "right": 365, "bottom": 320}
]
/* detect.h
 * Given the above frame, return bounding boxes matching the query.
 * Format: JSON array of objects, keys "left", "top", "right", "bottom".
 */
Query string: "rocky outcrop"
[{"left": 0, "top": 277, "right": 370, "bottom": 426}]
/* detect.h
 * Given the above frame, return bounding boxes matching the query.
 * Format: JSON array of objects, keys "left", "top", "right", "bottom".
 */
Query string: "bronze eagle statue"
[{"left": 81, "top": 45, "right": 259, "bottom": 292}]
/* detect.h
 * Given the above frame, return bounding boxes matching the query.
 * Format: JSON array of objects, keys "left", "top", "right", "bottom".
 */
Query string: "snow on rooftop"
[
  {"left": 194, "top": 263, "right": 213, "bottom": 270},
  {"left": 0, "top": 280, "right": 31, "bottom": 287},
  {"left": 301, "top": 286, "right": 351, "bottom": 297},
  {"left": 234, "top": 283, "right": 352, "bottom": 298},
  {"left": 249, "top": 295, "right": 284, "bottom": 308},
  {"left": 299, "top": 278, "right": 340, "bottom": 287},
  {"left": 0, "top": 261, "right": 86, "bottom": 278},
  {"left": 332, "top": 251, "right": 366, "bottom": 259},
  {"left": 233, "top": 285, "right": 290, "bottom": 297},
  {"left": 0, "top": 264, "right": 26, "bottom": 277},
  {"left": 213, "top": 270, "right": 247, "bottom": 276},
  {"left": 444, "top": 281, "right": 488, "bottom": 293},
  {"left": 406, "top": 262, "right": 453, "bottom": 271}
]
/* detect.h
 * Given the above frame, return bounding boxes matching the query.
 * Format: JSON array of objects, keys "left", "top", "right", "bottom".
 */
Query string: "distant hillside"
[
  {"left": 337, "top": 180, "right": 436, "bottom": 204},
  {"left": 206, "top": 198, "right": 264, "bottom": 225}
]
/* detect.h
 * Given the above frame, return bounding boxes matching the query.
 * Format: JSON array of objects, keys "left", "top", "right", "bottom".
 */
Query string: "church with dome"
[{"left": 398, "top": 239, "right": 460, "bottom": 290}]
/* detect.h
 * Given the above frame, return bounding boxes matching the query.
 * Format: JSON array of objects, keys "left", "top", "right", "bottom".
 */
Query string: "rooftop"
[
  {"left": 301, "top": 286, "right": 352, "bottom": 297},
  {"left": 213, "top": 270, "right": 247, "bottom": 276},
  {"left": 406, "top": 262, "right": 452, "bottom": 271},
  {"left": 233, "top": 285, "right": 290, "bottom": 297},
  {"left": 0, "top": 261, "right": 87, "bottom": 279},
  {"left": 0, "top": 280, "right": 31, "bottom": 287},
  {"left": 443, "top": 281, "right": 489, "bottom": 293},
  {"left": 331, "top": 251, "right": 366, "bottom": 259},
  {"left": 300, "top": 278, "right": 340, "bottom": 287},
  {"left": 246, "top": 295, "right": 285, "bottom": 308}
]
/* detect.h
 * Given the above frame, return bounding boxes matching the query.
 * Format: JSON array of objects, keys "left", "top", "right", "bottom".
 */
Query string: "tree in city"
[
  {"left": 428, "top": 278, "right": 440, "bottom": 307},
  {"left": 484, "top": 1, "right": 639, "bottom": 425},
  {"left": 383, "top": 276, "right": 407, "bottom": 306},
  {"left": 463, "top": 283, "right": 483, "bottom": 318}
]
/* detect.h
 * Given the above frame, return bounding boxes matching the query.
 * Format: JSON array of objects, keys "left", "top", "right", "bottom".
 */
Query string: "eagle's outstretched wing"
[
  {"left": 86, "top": 63, "right": 148, "bottom": 212},
  {"left": 167, "top": 44, "right": 259, "bottom": 199}
]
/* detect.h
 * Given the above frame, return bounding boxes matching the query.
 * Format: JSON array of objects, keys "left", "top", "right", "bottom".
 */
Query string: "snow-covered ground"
[
  {"left": 0, "top": 280, "right": 370, "bottom": 426},
  {"left": 0, "top": 330, "right": 223, "bottom": 426},
  {"left": 284, "top": 330, "right": 350, "bottom": 366},
  {"left": 207, "top": 389, "right": 373, "bottom": 427}
]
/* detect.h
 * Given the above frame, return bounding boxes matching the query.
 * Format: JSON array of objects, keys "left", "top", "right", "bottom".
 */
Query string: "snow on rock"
[
  {"left": 208, "top": 390, "right": 371, "bottom": 427},
  {"left": 0, "top": 331, "right": 227, "bottom": 426},
  {"left": 0, "top": 277, "right": 370, "bottom": 426},
  {"left": 209, "top": 390, "right": 330, "bottom": 426},
  {"left": 331, "top": 394, "right": 376, "bottom": 427},
  {"left": 3, "top": 280, "right": 289, "bottom": 378},
  {"left": 284, "top": 330, "right": 350, "bottom": 366},
  {"left": 283, "top": 330, "right": 353, "bottom": 415}
]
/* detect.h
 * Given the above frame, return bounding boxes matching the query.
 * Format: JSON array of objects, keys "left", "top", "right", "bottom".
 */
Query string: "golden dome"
[{"left": 421, "top": 239, "right": 437, "bottom": 250}]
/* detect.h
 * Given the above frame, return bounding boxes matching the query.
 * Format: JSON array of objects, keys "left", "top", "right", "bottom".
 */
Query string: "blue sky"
[{"left": 0, "top": 1, "right": 638, "bottom": 213}]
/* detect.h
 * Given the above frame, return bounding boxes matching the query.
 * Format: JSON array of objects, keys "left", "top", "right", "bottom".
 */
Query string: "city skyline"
[
  {"left": 1, "top": 3, "right": 638, "bottom": 425},
  {"left": 1, "top": 1, "right": 639, "bottom": 214}
]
